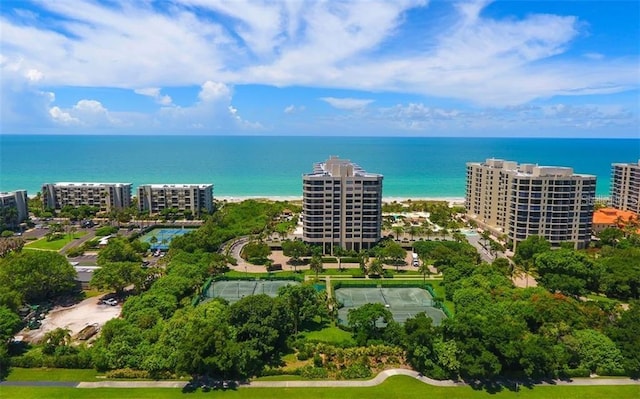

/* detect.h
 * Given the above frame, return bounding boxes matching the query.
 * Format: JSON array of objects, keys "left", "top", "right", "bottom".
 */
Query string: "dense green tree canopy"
[
  {"left": 597, "top": 248, "right": 640, "bottom": 300},
  {"left": 0, "top": 251, "right": 77, "bottom": 303},
  {"left": 348, "top": 303, "right": 395, "bottom": 346},
  {"left": 228, "top": 294, "right": 292, "bottom": 374},
  {"left": 91, "top": 261, "right": 148, "bottom": 295},
  {"left": 98, "top": 237, "right": 142, "bottom": 264},
  {"left": 535, "top": 249, "right": 599, "bottom": 296},
  {"left": 514, "top": 235, "right": 551, "bottom": 265},
  {"left": 0, "top": 306, "right": 21, "bottom": 344},
  {"left": 278, "top": 284, "right": 326, "bottom": 335},
  {"left": 281, "top": 239, "right": 309, "bottom": 261},
  {"left": 241, "top": 241, "right": 271, "bottom": 263}
]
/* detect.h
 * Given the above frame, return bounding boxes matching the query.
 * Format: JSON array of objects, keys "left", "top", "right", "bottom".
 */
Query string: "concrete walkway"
[
  {"left": 45, "top": 369, "right": 638, "bottom": 389},
  {"left": 246, "top": 369, "right": 464, "bottom": 388}
]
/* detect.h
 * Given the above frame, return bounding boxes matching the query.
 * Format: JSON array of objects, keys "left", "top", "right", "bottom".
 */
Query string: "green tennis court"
[
  {"left": 336, "top": 287, "right": 447, "bottom": 326},
  {"left": 205, "top": 280, "right": 300, "bottom": 303}
]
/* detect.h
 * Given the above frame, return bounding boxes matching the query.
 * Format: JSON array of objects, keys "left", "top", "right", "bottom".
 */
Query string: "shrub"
[
  {"left": 562, "top": 368, "right": 591, "bottom": 378},
  {"left": 10, "top": 352, "right": 44, "bottom": 368},
  {"left": 339, "top": 363, "right": 372, "bottom": 380},
  {"left": 96, "top": 226, "right": 118, "bottom": 237},
  {"left": 313, "top": 354, "right": 323, "bottom": 367},
  {"left": 297, "top": 350, "right": 310, "bottom": 361},
  {"left": 267, "top": 263, "right": 283, "bottom": 272},
  {"left": 595, "top": 367, "right": 628, "bottom": 377},
  {"left": 299, "top": 365, "right": 328, "bottom": 379},
  {"left": 105, "top": 368, "right": 151, "bottom": 379},
  {"left": 82, "top": 240, "right": 99, "bottom": 250},
  {"left": 66, "top": 247, "right": 84, "bottom": 258}
]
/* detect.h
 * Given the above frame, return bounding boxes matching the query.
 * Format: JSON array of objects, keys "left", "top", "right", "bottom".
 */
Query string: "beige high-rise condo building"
[
  {"left": 466, "top": 159, "right": 596, "bottom": 250},
  {"left": 611, "top": 160, "right": 640, "bottom": 213},
  {"left": 42, "top": 182, "right": 132, "bottom": 212},
  {"left": 137, "top": 184, "right": 214, "bottom": 216},
  {"left": 0, "top": 190, "right": 29, "bottom": 227},
  {"left": 303, "top": 156, "right": 383, "bottom": 254}
]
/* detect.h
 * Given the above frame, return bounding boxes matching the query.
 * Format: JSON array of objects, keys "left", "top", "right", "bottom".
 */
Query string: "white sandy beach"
[{"left": 216, "top": 195, "right": 465, "bottom": 206}]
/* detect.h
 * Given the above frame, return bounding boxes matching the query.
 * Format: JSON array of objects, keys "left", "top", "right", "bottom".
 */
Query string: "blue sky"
[{"left": 1, "top": 0, "right": 638, "bottom": 137}]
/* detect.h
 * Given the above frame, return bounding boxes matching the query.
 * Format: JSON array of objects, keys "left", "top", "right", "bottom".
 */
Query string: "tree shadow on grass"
[{"left": 464, "top": 376, "right": 559, "bottom": 394}]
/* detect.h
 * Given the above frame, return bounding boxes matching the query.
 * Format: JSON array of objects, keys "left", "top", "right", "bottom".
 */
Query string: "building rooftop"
[
  {"left": 593, "top": 208, "right": 638, "bottom": 225},
  {"left": 470, "top": 158, "right": 595, "bottom": 178},
  {"left": 612, "top": 160, "right": 640, "bottom": 167},
  {"left": 305, "top": 156, "right": 382, "bottom": 178},
  {"left": 46, "top": 182, "right": 132, "bottom": 187},
  {"left": 141, "top": 184, "right": 213, "bottom": 189}
]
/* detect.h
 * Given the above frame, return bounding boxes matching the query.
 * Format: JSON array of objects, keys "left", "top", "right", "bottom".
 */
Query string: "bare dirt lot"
[{"left": 19, "top": 296, "right": 121, "bottom": 343}]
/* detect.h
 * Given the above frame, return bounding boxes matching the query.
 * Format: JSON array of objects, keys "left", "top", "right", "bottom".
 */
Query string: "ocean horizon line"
[
  {"left": 2, "top": 133, "right": 638, "bottom": 139},
  {"left": 2, "top": 136, "right": 634, "bottom": 197}
]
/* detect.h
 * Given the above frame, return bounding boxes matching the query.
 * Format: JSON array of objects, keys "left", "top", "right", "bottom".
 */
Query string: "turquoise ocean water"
[{"left": 1, "top": 135, "right": 638, "bottom": 198}]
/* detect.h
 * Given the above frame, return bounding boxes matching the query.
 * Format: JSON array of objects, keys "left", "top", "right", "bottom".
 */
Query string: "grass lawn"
[
  {"left": 300, "top": 325, "right": 355, "bottom": 345},
  {"left": 1, "top": 376, "right": 639, "bottom": 399},
  {"left": 25, "top": 233, "right": 86, "bottom": 251},
  {"left": 253, "top": 375, "right": 305, "bottom": 381},
  {"left": 428, "top": 280, "right": 455, "bottom": 315},
  {"left": 5, "top": 368, "right": 102, "bottom": 382},
  {"left": 224, "top": 270, "right": 304, "bottom": 280},
  {"left": 584, "top": 293, "right": 623, "bottom": 306}
]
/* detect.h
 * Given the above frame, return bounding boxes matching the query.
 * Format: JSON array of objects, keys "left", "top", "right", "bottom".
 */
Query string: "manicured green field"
[
  {"left": 300, "top": 325, "right": 355, "bottom": 344},
  {"left": 224, "top": 270, "right": 303, "bottom": 279},
  {"left": 1, "top": 376, "right": 638, "bottom": 399},
  {"left": 24, "top": 233, "right": 86, "bottom": 251},
  {"left": 253, "top": 375, "right": 305, "bottom": 381},
  {"left": 5, "top": 368, "right": 101, "bottom": 382}
]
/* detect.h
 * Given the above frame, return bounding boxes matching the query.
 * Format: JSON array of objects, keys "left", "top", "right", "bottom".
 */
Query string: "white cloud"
[
  {"left": 134, "top": 87, "right": 172, "bottom": 105},
  {"left": 49, "top": 106, "right": 79, "bottom": 125},
  {"left": 49, "top": 99, "right": 121, "bottom": 127},
  {"left": 320, "top": 97, "right": 374, "bottom": 110},
  {"left": 25, "top": 68, "right": 43, "bottom": 82},
  {"left": 0, "top": 0, "right": 638, "bottom": 133},
  {"left": 198, "top": 81, "right": 231, "bottom": 102},
  {"left": 284, "top": 104, "right": 305, "bottom": 114}
]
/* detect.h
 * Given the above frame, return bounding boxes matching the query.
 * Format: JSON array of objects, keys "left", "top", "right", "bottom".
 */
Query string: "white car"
[{"left": 103, "top": 298, "right": 118, "bottom": 306}]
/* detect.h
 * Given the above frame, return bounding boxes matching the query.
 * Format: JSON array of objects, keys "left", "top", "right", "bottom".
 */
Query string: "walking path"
[{"left": 4, "top": 369, "right": 637, "bottom": 389}]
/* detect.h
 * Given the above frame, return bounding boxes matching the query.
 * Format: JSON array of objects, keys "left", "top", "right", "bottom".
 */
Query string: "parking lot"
[{"left": 17, "top": 296, "right": 121, "bottom": 344}]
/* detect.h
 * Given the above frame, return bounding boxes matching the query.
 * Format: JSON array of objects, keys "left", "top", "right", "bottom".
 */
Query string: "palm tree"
[
  {"left": 368, "top": 258, "right": 384, "bottom": 277},
  {"left": 480, "top": 230, "right": 492, "bottom": 248},
  {"left": 452, "top": 232, "right": 466, "bottom": 243},
  {"left": 440, "top": 227, "right": 449, "bottom": 240},
  {"left": 392, "top": 225, "right": 404, "bottom": 240},
  {"left": 424, "top": 227, "right": 434, "bottom": 240},
  {"left": 519, "top": 259, "right": 538, "bottom": 288},
  {"left": 408, "top": 225, "right": 420, "bottom": 241},
  {"left": 358, "top": 250, "right": 369, "bottom": 275},
  {"left": 310, "top": 255, "right": 323, "bottom": 281},
  {"left": 418, "top": 261, "right": 431, "bottom": 286}
]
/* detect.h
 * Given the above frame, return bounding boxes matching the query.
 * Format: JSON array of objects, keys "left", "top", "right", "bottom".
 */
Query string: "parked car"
[{"left": 103, "top": 298, "right": 118, "bottom": 306}]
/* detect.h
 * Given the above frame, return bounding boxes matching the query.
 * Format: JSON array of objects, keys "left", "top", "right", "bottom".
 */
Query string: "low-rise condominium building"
[
  {"left": 137, "top": 184, "right": 213, "bottom": 216},
  {"left": 466, "top": 158, "right": 596, "bottom": 250},
  {"left": 302, "top": 156, "right": 383, "bottom": 254},
  {"left": 0, "top": 190, "right": 29, "bottom": 227},
  {"left": 592, "top": 207, "right": 638, "bottom": 234},
  {"left": 611, "top": 160, "right": 640, "bottom": 213},
  {"left": 42, "top": 182, "right": 132, "bottom": 212}
]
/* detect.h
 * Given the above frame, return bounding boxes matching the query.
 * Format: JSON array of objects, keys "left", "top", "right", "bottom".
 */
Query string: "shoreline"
[{"left": 216, "top": 195, "right": 466, "bottom": 206}]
